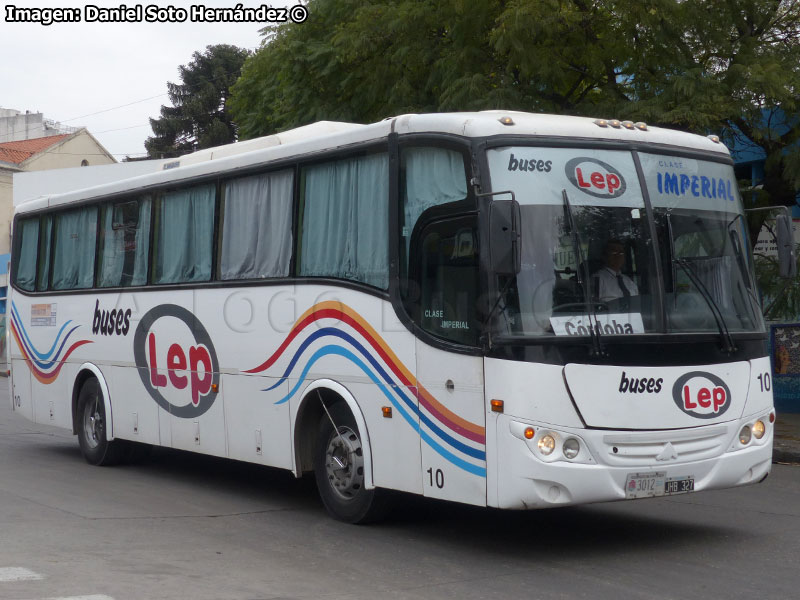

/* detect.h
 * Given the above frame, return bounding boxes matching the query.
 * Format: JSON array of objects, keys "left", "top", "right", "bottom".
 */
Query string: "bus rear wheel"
[
  {"left": 77, "top": 378, "right": 124, "bottom": 466},
  {"left": 313, "top": 402, "right": 388, "bottom": 523}
]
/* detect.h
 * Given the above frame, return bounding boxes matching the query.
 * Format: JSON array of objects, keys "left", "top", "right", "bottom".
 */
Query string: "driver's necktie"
[{"left": 616, "top": 274, "right": 631, "bottom": 298}]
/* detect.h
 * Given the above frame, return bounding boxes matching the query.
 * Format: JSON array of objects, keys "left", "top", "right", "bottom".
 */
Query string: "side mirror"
[
  {"left": 776, "top": 213, "right": 797, "bottom": 279},
  {"left": 489, "top": 199, "right": 521, "bottom": 276}
]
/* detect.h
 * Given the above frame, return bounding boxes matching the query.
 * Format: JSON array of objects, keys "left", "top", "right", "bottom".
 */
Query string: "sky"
[{"left": 1, "top": 0, "right": 301, "bottom": 160}]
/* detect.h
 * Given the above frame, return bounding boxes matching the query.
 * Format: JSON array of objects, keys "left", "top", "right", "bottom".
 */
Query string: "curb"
[{"left": 773, "top": 448, "right": 800, "bottom": 465}]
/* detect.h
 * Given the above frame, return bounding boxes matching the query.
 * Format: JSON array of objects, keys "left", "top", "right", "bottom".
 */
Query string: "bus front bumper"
[{"left": 491, "top": 414, "right": 773, "bottom": 510}]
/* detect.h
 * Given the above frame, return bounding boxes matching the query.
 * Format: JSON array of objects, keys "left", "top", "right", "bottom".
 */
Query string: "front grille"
[{"left": 599, "top": 425, "right": 730, "bottom": 466}]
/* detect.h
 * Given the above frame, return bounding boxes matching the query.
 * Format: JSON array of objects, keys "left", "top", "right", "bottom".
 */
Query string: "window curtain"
[
  {"left": 15, "top": 218, "right": 39, "bottom": 291},
  {"left": 52, "top": 206, "right": 97, "bottom": 290},
  {"left": 403, "top": 148, "right": 467, "bottom": 256},
  {"left": 300, "top": 154, "right": 389, "bottom": 289},
  {"left": 98, "top": 197, "right": 151, "bottom": 287},
  {"left": 154, "top": 185, "right": 215, "bottom": 284},
  {"left": 37, "top": 216, "right": 52, "bottom": 291},
  {"left": 221, "top": 170, "right": 293, "bottom": 279}
]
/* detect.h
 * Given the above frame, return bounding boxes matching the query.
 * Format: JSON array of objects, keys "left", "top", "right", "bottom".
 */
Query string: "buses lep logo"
[
  {"left": 671, "top": 371, "right": 731, "bottom": 419},
  {"left": 133, "top": 304, "right": 219, "bottom": 417},
  {"left": 565, "top": 157, "right": 627, "bottom": 199}
]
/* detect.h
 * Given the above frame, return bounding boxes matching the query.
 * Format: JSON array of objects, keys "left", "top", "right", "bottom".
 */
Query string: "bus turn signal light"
[
  {"left": 382, "top": 406, "right": 392, "bottom": 418},
  {"left": 524, "top": 427, "right": 535, "bottom": 439},
  {"left": 491, "top": 399, "right": 504, "bottom": 413}
]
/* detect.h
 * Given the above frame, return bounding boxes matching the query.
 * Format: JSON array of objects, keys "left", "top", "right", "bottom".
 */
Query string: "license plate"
[
  {"left": 664, "top": 476, "right": 694, "bottom": 495},
  {"left": 625, "top": 472, "right": 695, "bottom": 499}
]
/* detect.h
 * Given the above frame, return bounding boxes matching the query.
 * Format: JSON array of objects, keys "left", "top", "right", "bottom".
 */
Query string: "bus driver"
[{"left": 593, "top": 239, "right": 638, "bottom": 302}]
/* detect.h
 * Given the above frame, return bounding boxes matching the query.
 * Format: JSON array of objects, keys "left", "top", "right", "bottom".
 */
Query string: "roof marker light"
[
  {"left": 634, "top": 122, "right": 648, "bottom": 131},
  {"left": 609, "top": 119, "right": 621, "bottom": 128},
  {"left": 707, "top": 134, "right": 721, "bottom": 143},
  {"left": 594, "top": 119, "right": 609, "bottom": 128},
  {"left": 499, "top": 116, "right": 515, "bottom": 126},
  {"left": 622, "top": 120, "right": 635, "bottom": 129}
]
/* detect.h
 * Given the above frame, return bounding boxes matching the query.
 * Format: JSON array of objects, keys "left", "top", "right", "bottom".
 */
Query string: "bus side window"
[
  {"left": 98, "top": 197, "right": 151, "bottom": 287},
  {"left": 410, "top": 215, "right": 481, "bottom": 346},
  {"left": 51, "top": 206, "right": 98, "bottom": 290},
  {"left": 152, "top": 184, "right": 215, "bottom": 284},
  {"left": 220, "top": 170, "right": 293, "bottom": 280},
  {"left": 297, "top": 153, "right": 389, "bottom": 289},
  {"left": 12, "top": 217, "right": 40, "bottom": 292},
  {"left": 399, "top": 147, "right": 468, "bottom": 287}
]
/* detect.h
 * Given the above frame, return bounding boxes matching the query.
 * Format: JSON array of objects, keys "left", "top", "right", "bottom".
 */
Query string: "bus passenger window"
[
  {"left": 153, "top": 184, "right": 215, "bottom": 284},
  {"left": 220, "top": 170, "right": 293, "bottom": 280},
  {"left": 298, "top": 154, "right": 389, "bottom": 289},
  {"left": 51, "top": 206, "right": 98, "bottom": 290},
  {"left": 98, "top": 197, "right": 151, "bottom": 287},
  {"left": 12, "top": 217, "right": 40, "bottom": 292}
]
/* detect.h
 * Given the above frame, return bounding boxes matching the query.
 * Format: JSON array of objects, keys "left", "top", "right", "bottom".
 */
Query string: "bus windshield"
[{"left": 486, "top": 146, "right": 763, "bottom": 339}]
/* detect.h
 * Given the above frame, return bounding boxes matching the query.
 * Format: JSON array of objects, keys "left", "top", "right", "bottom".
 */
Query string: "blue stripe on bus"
[
  {"left": 271, "top": 344, "right": 486, "bottom": 476},
  {"left": 265, "top": 329, "right": 485, "bottom": 461}
]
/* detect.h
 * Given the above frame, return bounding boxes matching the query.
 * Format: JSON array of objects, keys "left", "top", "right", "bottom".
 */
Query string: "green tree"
[
  {"left": 146, "top": 44, "right": 251, "bottom": 158},
  {"left": 230, "top": 0, "right": 800, "bottom": 213}
]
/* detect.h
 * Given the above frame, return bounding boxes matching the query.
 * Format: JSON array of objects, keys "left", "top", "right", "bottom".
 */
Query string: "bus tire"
[
  {"left": 76, "top": 378, "right": 124, "bottom": 466},
  {"left": 313, "top": 402, "right": 388, "bottom": 523}
]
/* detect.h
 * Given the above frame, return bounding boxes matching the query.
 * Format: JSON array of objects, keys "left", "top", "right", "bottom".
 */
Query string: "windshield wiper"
[
  {"left": 674, "top": 258, "right": 737, "bottom": 354},
  {"left": 726, "top": 214, "right": 762, "bottom": 324},
  {"left": 562, "top": 189, "right": 605, "bottom": 357},
  {"left": 666, "top": 212, "right": 736, "bottom": 354}
]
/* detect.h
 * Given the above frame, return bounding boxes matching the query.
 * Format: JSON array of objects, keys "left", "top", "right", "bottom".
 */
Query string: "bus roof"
[{"left": 15, "top": 111, "right": 730, "bottom": 215}]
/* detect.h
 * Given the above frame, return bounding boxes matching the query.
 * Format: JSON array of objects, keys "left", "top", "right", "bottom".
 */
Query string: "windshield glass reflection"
[{"left": 486, "top": 147, "right": 764, "bottom": 339}]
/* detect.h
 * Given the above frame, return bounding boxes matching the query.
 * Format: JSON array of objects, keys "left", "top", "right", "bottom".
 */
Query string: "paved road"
[{"left": 0, "top": 382, "right": 798, "bottom": 600}]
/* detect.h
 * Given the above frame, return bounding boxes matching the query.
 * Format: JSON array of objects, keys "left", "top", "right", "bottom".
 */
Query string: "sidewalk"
[{"left": 774, "top": 411, "right": 800, "bottom": 465}]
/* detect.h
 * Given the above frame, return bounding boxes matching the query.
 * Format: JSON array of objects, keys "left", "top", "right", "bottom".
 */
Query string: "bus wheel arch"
[
  {"left": 72, "top": 364, "right": 114, "bottom": 440},
  {"left": 72, "top": 365, "right": 124, "bottom": 465},
  {"left": 292, "top": 379, "right": 374, "bottom": 492}
]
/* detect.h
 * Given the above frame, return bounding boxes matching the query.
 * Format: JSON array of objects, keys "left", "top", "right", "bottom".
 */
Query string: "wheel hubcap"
[
  {"left": 325, "top": 426, "right": 364, "bottom": 500},
  {"left": 83, "top": 396, "right": 103, "bottom": 449}
]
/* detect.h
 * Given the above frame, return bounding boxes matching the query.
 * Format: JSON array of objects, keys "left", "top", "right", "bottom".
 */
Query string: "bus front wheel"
[
  {"left": 313, "top": 402, "right": 387, "bottom": 523},
  {"left": 77, "top": 378, "right": 123, "bottom": 466}
]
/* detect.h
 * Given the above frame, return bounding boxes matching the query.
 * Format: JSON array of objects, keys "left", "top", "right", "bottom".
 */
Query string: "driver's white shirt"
[{"left": 593, "top": 267, "right": 638, "bottom": 301}]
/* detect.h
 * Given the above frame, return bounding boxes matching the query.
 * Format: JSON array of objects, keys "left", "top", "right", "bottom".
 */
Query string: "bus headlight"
[
  {"left": 538, "top": 435, "right": 556, "bottom": 456},
  {"left": 563, "top": 438, "right": 581, "bottom": 460},
  {"left": 739, "top": 425, "right": 752, "bottom": 445},
  {"left": 752, "top": 420, "right": 766, "bottom": 440}
]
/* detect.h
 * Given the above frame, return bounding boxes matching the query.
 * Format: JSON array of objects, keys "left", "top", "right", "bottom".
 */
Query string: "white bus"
[{"left": 8, "top": 112, "right": 788, "bottom": 522}]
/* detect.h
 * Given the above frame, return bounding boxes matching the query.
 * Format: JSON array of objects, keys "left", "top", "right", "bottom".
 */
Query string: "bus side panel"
[
  {"left": 34, "top": 362, "right": 75, "bottom": 430},
  {"left": 335, "top": 379, "right": 423, "bottom": 494},
  {"left": 223, "top": 374, "right": 292, "bottom": 469},
  {"left": 8, "top": 296, "right": 90, "bottom": 430},
  {"left": 10, "top": 359, "right": 33, "bottom": 423},
  {"left": 233, "top": 285, "right": 423, "bottom": 495},
  {"left": 112, "top": 366, "right": 162, "bottom": 447},
  {"left": 415, "top": 341, "right": 487, "bottom": 506},
  {"left": 170, "top": 388, "right": 227, "bottom": 457}
]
